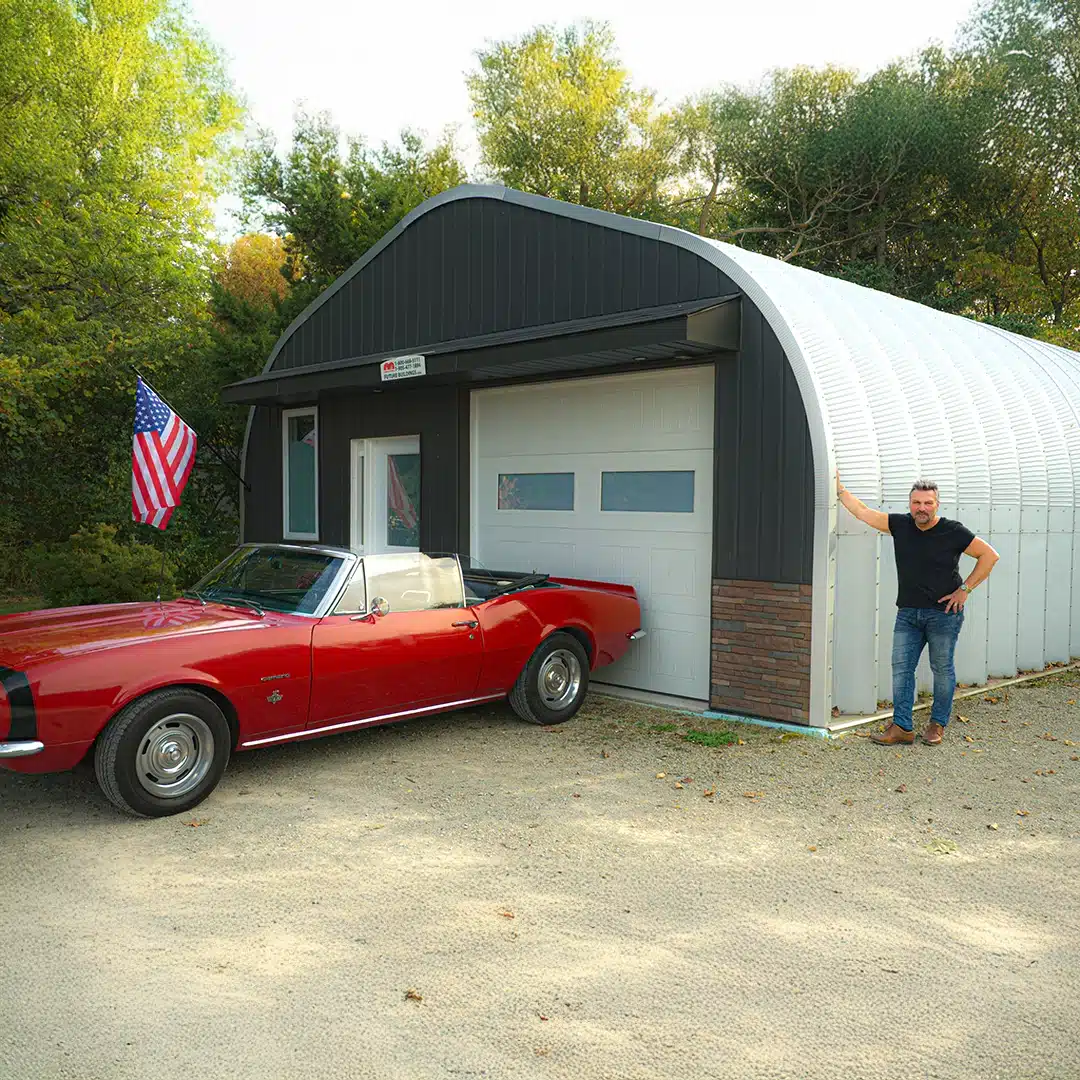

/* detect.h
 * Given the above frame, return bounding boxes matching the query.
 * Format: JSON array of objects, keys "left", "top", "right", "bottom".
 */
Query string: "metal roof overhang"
[{"left": 221, "top": 295, "right": 740, "bottom": 407}]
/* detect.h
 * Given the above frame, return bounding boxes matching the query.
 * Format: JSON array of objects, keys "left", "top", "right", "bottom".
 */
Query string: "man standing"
[{"left": 836, "top": 473, "right": 1000, "bottom": 745}]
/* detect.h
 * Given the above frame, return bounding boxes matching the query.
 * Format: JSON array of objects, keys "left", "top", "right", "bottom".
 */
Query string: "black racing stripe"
[{"left": 0, "top": 667, "right": 37, "bottom": 742}]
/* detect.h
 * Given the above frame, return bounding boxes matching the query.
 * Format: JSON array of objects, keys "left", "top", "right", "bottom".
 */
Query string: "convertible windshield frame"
[{"left": 190, "top": 543, "right": 357, "bottom": 619}]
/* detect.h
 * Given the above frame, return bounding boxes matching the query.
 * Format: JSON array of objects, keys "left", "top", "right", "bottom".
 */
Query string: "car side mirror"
[{"left": 370, "top": 596, "right": 390, "bottom": 618}]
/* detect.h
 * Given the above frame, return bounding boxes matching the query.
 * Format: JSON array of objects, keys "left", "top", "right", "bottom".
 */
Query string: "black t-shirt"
[{"left": 887, "top": 514, "right": 976, "bottom": 610}]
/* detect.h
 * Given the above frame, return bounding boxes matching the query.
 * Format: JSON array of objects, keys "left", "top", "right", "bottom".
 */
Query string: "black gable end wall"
[{"left": 270, "top": 200, "right": 738, "bottom": 373}]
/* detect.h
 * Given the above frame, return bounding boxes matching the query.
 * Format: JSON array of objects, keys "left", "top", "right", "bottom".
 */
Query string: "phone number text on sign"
[{"left": 379, "top": 354, "right": 426, "bottom": 381}]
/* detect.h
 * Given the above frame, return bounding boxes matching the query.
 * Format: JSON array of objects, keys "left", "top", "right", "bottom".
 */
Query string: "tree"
[
  {"left": 0, "top": 0, "right": 241, "bottom": 579},
  {"left": 955, "top": 0, "right": 1080, "bottom": 339},
  {"left": 216, "top": 234, "right": 292, "bottom": 311},
  {"left": 467, "top": 21, "right": 678, "bottom": 217},
  {"left": 240, "top": 113, "right": 467, "bottom": 307}
]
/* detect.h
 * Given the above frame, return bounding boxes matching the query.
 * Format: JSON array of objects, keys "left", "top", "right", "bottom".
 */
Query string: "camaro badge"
[{"left": 266, "top": 690, "right": 283, "bottom": 704}]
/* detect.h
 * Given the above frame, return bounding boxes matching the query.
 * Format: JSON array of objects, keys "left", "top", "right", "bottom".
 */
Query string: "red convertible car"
[{"left": 0, "top": 544, "right": 643, "bottom": 817}]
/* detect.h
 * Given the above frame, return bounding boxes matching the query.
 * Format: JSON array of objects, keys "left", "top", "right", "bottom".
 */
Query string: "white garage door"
[{"left": 471, "top": 367, "right": 714, "bottom": 700}]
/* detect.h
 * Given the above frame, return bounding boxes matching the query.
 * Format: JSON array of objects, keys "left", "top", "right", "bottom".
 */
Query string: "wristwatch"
[{"left": 960, "top": 583, "right": 971, "bottom": 593}]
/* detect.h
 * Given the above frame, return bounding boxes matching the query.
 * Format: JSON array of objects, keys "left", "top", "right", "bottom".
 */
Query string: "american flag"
[{"left": 131, "top": 377, "right": 197, "bottom": 530}]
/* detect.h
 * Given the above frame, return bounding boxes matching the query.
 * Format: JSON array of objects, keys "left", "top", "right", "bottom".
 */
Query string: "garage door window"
[
  {"left": 601, "top": 470, "right": 695, "bottom": 513},
  {"left": 498, "top": 472, "right": 574, "bottom": 511}
]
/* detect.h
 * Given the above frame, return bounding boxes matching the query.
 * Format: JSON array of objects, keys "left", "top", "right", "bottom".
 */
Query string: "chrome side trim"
[
  {"left": 628, "top": 630, "right": 647, "bottom": 641},
  {"left": 0, "top": 741, "right": 45, "bottom": 759},
  {"left": 239, "top": 693, "right": 508, "bottom": 749}
]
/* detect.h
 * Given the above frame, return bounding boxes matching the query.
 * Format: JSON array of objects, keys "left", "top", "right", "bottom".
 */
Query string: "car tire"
[
  {"left": 509, "top": 632, "right": 589, "bottom": 726},
  {"left": 94, "top": 688, "right": 231, "bottom": 818}
]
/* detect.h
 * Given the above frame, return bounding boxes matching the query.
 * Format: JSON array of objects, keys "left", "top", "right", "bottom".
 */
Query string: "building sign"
[{"left": 379, "top": 354, "right": 426, "bottom": 382}]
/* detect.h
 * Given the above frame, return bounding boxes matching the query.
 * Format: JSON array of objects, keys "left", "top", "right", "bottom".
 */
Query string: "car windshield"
[{"left": 191, "top": 547, "right": 345, "bottom": 615}]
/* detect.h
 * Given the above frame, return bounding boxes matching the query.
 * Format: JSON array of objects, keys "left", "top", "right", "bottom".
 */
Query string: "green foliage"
[
  {"left": 467, "top": 21, "right": 678, "bottom": 217},
  {"left": 0, "top": 0, "right": 243, "bottom": 587},
  {"left": 30, "top": 524, "right": 177, "bottom": 607},
  {"left": 241, "top": 114, "right": 467, "bottom": 297},
  {"left": 684, "top": 729, "right": 738, "bottom": 748}
]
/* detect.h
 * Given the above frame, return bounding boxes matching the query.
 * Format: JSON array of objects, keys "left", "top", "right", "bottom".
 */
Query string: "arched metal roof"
[{"left": 696, "top": 240, "right": 1080, "bottom": 716}]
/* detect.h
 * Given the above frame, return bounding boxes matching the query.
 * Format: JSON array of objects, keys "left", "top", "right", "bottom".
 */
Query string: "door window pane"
[
  {"left": 387, "top": 453, "right": 420, "bottom": 547},
  {"left": 497, "top": 473, "right": 574, "bottom": 510},
  {"left": 364, "top": 553, "right": 465, "bottom": 612},
  {"left": 286, "top": 411, "right": 317, "bottom": 536},
  {"left": 601, "top": 471, "right": 695, "bottom": 513}
]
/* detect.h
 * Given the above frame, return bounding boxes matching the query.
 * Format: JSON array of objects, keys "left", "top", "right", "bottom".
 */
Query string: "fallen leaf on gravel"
[
  {"left": 404, "top": 989, "right": 423, "bottom": 1003},
  {"left": 655, "top": 772, "right": 666, "bottom": 779},
  {"left": 534, "top": 1048, "right": 550, "bottom": 1057},
  {"left": 702, "top": 788, "right": 715, "bottom": 798},
  {"left": 680, "top": 776, "right": 693, "bottom": 783},
  {"left": 807, "top": 845, "right": 817, "bottom": 852},
  {"left": 964, "top": 735, "right": 975, "bottom": 743},
  {"left": 842, "top": 798, "right": 854, "bottom": 806},
  {"left": 1021, "top": 777, "right": 1030, "bottom": 783},
  {"left": 498, "top": 910, "right": 515, "bottom": 919},
  {"left": 1067, "top": 700, "right": 1076, "bottom": 706},
  {"left": 1035, "top": 769, "right": 1056, "bottom": 776},
  {"left": 539, "top": 1015, "right": 549, "bottom": 1022},
  {"left": 988, "top": 823, "right": 999, "bottom": 830},
  {"left": 601, "top": 750, "right": 610, "bottom": 758},
  {"left": 1016, "top": 810, "right": 1029, "bottom": 817},
  {"left": 1063, "top": 739, "right": 1077, "bottom": 747},
  {"left": 572, "top": 793, "right": 581, "bottom": 798},
  {"left": 1072, "top": 755, "right": 1079, "bottom": 761},
  {"left": 1039, "top": 732, "right": 1058, "bottom": 741},
  {"left": 673, "top": 782, "right": 684, "bottom": 790},
  {"left": 895, "top": 784, "right": 907, "bottom": 793},
  {"left": 925, "top": 837, "right": 958, "bottom": 854},
  {"left": 742, "top": 791, "right": 764, "bottom": 799},
  {"left": 184, "top": 819, "right": 209, "bottom": 827},
  {"left": 737, "top": 739, "right": 745, "bottom": 746},
  {"left": 984, "top": 695, "right": 1000, "bottom": 704},
  {"left": 957, "top": 715, "right": 970, "bottom": 724}
]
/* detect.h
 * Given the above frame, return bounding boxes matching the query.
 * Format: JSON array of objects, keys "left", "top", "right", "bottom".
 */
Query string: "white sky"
[{"left": 190, "top": 0, "right": 979, "bottom": 231}]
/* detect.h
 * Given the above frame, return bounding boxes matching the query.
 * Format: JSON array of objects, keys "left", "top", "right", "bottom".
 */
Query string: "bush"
[{"left": 30, "top": 524, "right": 178, "bottom": 607}]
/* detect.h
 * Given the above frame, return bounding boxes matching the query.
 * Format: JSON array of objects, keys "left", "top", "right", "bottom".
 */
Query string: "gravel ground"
[{"left": 1, "top": 675, "right": 1078, "bottom": 1080}]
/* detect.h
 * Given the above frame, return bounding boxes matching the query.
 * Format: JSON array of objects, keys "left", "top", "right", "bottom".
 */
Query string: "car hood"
[{"left": 0, "top": 601, "right": 267, "bottom": 667}]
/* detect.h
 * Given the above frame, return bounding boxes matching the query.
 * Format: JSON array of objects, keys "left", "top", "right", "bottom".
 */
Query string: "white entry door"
[
  {"left": 349, "top": 436, "right": 421, "bottom": 553},
  {"left": 471, "top": 368, "right": 714, "bottom": 700}
]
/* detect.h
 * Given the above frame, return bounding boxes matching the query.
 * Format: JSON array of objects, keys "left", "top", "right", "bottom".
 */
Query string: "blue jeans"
[{"left": 891, "top": 607, "right": 964, "bottom": 731}]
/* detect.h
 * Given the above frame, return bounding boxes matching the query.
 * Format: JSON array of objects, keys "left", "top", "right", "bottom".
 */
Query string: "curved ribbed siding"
[{"left": 695, "top": 238, "right": 1080, "bottom": 716}]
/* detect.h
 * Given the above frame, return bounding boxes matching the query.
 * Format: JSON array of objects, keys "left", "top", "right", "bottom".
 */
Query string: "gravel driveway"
[{"left": 2, "top": 676, "right": 1078, "bottom": 1080}]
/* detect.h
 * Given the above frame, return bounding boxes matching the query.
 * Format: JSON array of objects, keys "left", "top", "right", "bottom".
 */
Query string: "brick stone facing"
[{"left": 711, "top": 579, "right": 812, "bottom": 724}]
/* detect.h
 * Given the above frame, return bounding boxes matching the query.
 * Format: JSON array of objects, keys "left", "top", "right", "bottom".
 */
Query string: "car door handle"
[{"left": 452, "top": 620, "right": 479, "bottom": 629}]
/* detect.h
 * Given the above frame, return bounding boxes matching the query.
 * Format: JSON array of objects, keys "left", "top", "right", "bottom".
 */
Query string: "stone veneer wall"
[{"left": 711, "top": 580, "right": 813, "bottom": 724}]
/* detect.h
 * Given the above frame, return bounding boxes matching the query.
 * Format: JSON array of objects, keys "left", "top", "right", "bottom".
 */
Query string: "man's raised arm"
[{"left": 836, "top": 470, "right": 890, "bottom": 534}]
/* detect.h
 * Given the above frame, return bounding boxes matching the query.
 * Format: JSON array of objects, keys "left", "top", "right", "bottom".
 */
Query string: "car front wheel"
[
  {"left": 509, "top": 632, "right": 589, "bottom": 725},
  {"left": 94, "top": 688, "right": 231, "bottom": 817}
]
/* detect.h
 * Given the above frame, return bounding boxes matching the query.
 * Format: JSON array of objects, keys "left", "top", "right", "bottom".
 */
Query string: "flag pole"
[{"left": 133, "top": 368, "right": 251, "bottom": 493}]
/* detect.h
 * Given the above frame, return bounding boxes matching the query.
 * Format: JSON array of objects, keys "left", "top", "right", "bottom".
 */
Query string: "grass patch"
[
  {"left": 648, "top": 722, "right": 679, "bottom": 733},
  {"left": 0, "top": 595, "right": 42, "bottom": 615},
  {"left": 684, "top": 729, "right": 738, "bottom": 748},
  {"left": 1024, "top": 667, "right": 1080, "bottom": 689}
]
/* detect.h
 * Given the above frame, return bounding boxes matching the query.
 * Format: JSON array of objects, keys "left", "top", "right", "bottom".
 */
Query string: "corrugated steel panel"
[{"left": 698, "top": 237, "right": 1080, "bottom": 714}]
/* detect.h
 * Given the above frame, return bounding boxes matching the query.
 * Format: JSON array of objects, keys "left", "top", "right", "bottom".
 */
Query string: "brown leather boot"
[
  {"left": 922, "top": 722, "right": 945, "bottom": 745},
  {"left": 870, "top": 723, "right": 915, "bottom": 745}
]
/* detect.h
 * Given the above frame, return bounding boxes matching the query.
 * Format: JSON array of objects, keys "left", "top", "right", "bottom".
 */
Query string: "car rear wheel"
[
  {"left": 94, "top": 688, "right": 231, "bottom": 817},
  {"left": 509, "top": 632, "right": 589, "bottom": 725}
]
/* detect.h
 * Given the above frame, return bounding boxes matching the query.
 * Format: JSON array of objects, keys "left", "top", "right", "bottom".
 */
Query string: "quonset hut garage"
[{"left": 223, "top": 185, "right": 1080, "bottom": 729}]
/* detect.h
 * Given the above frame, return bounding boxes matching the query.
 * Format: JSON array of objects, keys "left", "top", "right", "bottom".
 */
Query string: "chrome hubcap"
[
  {"left": 538, "top": 649, "right": 582, "bottom": 710},
  {"left": 136, "top": 713, "right": 215, "bottom": 799}
]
